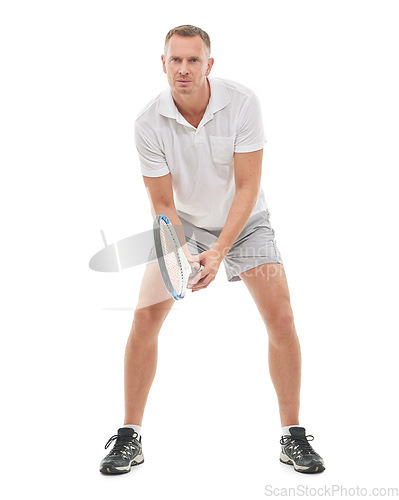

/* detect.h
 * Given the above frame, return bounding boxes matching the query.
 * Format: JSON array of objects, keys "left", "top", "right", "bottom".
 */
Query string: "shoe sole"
[
  {"left": 100, "top": 453, "right": 145, "bottom": 475},
  {"left": 280, "top": 452, "right": 325, "bottom": 474}
]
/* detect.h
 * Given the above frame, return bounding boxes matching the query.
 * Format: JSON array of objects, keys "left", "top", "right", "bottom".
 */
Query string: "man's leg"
[
  {"left": 124, "top": 262, "right": 174, "bottom": 426},
  {"left": 99, "top": 263, "right": 174, "bottom": 475},
  {"left": 240, "top": 263, "right": 301, "bottom": 426}
]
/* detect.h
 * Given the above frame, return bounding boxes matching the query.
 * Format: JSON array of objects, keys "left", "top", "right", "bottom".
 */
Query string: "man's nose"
[{"left": 179, "top": 63, "right": 189, "bottom": 75}]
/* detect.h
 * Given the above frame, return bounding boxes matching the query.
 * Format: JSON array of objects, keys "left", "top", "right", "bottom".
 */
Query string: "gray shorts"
[{"left": 149, "top": 210, "right": 283, "bottom": 282}]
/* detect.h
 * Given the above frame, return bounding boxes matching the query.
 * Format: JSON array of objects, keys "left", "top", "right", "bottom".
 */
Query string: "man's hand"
[{"left": 187, "top": 247, "right": 224, "bottom": 292}]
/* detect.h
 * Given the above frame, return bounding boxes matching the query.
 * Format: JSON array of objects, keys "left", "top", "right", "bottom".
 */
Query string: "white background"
[{"left": 1, "top": 0, "right": 398, "bottom": 498}]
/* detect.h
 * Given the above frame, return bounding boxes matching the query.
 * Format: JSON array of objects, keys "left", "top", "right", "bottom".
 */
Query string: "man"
[{"left": 99, "top": 25, "right": 325, "bottom": 475}]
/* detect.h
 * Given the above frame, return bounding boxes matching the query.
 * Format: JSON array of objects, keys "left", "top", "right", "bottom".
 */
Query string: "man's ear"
[
  {"left": 205, "top": 57, "right": 214, "bottom": 76},
  {"left": 161, "top": 54, "right": 167, "bottom": 74}
]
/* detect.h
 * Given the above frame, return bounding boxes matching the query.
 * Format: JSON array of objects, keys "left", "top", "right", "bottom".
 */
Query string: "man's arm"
[
  {"left": 189, "top": 149, "right": 263, "bottom": 291},
  {"left": 143, "top": 173, "right": 194, "bottom": 261},
  {"left": 214, "top": 148, "right": 263, "bottom": 259}
]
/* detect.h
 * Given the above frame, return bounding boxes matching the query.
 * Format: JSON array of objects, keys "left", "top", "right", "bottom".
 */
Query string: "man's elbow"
[{"left": 235, "top": 182, "right": 260, "bottom": 203}]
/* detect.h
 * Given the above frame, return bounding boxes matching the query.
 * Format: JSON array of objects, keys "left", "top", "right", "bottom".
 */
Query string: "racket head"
[{"left": 153, "top": 214, "right": 191, "bottom": 300}]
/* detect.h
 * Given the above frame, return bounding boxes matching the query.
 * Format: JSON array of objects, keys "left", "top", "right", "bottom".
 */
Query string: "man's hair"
[{"left": 164, "top": 25, "right": 211, "bottom": 57}]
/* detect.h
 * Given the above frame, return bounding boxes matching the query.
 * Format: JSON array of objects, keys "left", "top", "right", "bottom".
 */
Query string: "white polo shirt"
[{"left": 134, "top": 76, "right": 268, "bottom": 230}]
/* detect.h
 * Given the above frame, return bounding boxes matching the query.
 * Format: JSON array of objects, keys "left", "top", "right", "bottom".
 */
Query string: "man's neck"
[{"left": 171, "top": 77, "right": 210, "bottom": 120}]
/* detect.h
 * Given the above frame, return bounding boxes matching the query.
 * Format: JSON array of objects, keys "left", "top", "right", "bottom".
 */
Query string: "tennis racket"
[{"left": 153, "top": 214, "right": 201, "bottom": 300}]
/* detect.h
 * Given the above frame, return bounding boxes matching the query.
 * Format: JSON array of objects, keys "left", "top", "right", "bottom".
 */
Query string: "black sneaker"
[
  {"left": 100, "top": 427, "right": 144, "bottom": 475},
  {"left": 280, "top": 427, "right": 325, "bottom": 473}
]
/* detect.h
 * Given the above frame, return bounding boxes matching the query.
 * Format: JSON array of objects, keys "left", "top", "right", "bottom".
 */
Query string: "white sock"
[
  {"left": 122, "top": 424, "right": 141, "bottom": 438},
  {"left": 281, "top": 424, "right": 302, "bottom": 436}
]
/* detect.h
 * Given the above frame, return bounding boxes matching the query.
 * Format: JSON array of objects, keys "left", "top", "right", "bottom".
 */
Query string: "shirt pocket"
[{"left": 209, "top": 135, "right": 235, "bottom": 167}]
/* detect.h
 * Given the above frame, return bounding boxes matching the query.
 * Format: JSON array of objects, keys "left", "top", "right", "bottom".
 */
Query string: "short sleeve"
[
  {"left": 234, "top": 92, "right": 266, "bottom": 153},
  {"left": 134, "top": 122, "right": 170, "bottom": 177}
]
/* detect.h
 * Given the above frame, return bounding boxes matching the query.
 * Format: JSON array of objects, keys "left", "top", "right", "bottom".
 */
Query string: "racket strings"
[{"left": 160, "top": 221, "right": 185, "bottom": 295}]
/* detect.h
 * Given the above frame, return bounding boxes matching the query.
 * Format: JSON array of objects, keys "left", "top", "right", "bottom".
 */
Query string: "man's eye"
[{"left": 191, "top": 59, "right": 198, "bottom": 62}]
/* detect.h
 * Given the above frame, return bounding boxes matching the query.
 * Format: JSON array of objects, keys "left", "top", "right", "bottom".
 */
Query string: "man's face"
[{"left": 162, "top": 35, "right": 214, "bottom": 97}]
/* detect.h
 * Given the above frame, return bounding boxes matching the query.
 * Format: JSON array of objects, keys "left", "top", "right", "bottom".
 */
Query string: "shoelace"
[
  {"left": 104, "top": 431, "right": 139, "bottom": 453},
  {"left": 280, "top": 434, "right": 316, "bottom": 455}
]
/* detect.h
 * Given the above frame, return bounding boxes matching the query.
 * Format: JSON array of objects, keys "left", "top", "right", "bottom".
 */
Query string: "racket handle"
[{"left": 189, "top": 265, "right": 203, "bottom": 280}]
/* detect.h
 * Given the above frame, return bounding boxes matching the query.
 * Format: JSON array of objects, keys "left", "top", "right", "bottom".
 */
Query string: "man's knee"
[
  {"left": 266, "top": 307, "right": 296, "bottom": 345},
  {"left": 131, "top": 302, "right": 172, "bottom": 336}
]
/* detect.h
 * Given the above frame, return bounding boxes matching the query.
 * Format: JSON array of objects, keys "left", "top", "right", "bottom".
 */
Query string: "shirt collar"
[{"left": 158, "top": 76, "right": 231, "bottom": 120}]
